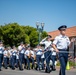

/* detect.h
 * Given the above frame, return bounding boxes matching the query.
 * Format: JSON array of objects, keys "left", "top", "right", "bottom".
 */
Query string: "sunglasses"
[{"left": 60, "top": 29, "right": 66, "bottom": 31}]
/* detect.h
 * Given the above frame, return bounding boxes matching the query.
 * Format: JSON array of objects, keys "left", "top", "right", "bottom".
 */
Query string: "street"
[{"left": 0, "top": 67, "right": 76, "bottom": 75}]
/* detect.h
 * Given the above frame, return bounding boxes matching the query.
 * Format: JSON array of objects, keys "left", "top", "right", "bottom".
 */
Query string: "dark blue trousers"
[
  {"left": 26, "top": 57, "right": 30, "bottom": 69},
  {"left": 4, "top": 57, "right": 8, "bottom": 68},
  {"left": 41, "top": 58, "right": 45, "bottom": 69},
  {"left": 9, "top": 57, "right": 12, "bottom": 67},
  {"left": 58, "top": 49, "right": 68, "bottom": 75},
  {"left": 44, "top": 51, "right": 51, "bottom": 71},
  {"left": 16, "top": 59, "right": 19, "bottom": 67},
  {"left": 30, "top": 57, "right": 34, "bottom": 66},
  {"left": 36, "top": 55, "right": 41, "bottom": 69},
  {"left": 19, "top": 53, "right": 24, "bottom": 69},
  {"left": 51, "top": 55, "right": 56, "bottom": 68},
  {"left": 0, "top": 54, "right": 3, "bottom": 69},
  {"left": 11, "top": 56, "right": 16, "bottom": 68}
]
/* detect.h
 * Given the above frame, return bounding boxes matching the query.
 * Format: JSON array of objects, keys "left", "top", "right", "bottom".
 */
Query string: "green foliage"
[
  {"left": 56, "top": 60, "right": 76, "bottom": 67},
  {"left": 0, "top": 23, "right": 47, "bottom": 47},
  {"left": 29, "top": 31, "right": 39, "bottom": 47},
  {"left": 21, "top": 26, "right": 36, "bottom": 35},
  {"left": 69, "top": 60, "right": 76, "bottom": 66},
  {"left": 1, "top": 23, "right": 29, "bottom": 46},
  {"left": 41, "top": 31, "right": 48, "bottom": 40},
  {"left": 56, "top": 61, "right": 60, "bottom": 66},
  {"left": 0, "top": 26, "right": 3, "bottom": 40}
]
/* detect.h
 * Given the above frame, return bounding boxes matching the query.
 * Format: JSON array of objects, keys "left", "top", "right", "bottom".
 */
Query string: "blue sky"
[{"left": 0, "top": 0, "right": 76, "bottom": 32}]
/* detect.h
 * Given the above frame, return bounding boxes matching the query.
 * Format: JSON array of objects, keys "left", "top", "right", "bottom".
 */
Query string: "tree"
[
  {"left": 0, "top": 22, "right": 47, "bottom": 47},
  {"left": 2, "top": 23, "right": 29, "bottom": 46}
]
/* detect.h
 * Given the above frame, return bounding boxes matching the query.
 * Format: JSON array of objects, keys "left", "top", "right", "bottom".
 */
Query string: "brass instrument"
[
  {"left": 31, "top": 53, "right": 36, "bottom": 60},
  {"left": 29, "top": 50, "right": 36, "bottom": 60},
  {"left": 28, "top": 51, "right": 31, "bottom": 58},
  {"left": 34, "top": 54, "right": 36, "bottom": 60},
  {"left": 7, "top": 51, "right": 10, "bottom": 58}
]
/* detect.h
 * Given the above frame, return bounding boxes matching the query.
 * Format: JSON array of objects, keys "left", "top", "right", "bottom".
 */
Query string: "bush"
[{"left": 56, "top": 60, "right": 76, "bottom": 67}]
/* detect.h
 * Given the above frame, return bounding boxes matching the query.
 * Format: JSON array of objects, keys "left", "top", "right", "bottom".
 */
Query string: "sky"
[{"left": 0, "top": 0, "right": 76, "bottom": 32}]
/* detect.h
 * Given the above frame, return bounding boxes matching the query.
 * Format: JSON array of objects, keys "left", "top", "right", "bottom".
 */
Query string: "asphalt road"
[{"left": 0, "top": 67, "right": 76, "bottom": 75}]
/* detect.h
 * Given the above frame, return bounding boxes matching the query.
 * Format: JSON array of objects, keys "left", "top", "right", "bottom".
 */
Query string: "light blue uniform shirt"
[
  {"left": 36, "top": 49, "right": 42, "bottom": 55},
  {"left": 0, "top": 47, "right": 4, "bottom": 54},
  {"left": 53, "top": 35, "right": 70, "bottom": 50},
  {"left": 12, "top": 50, "right": 17, "bottom": 56},
  {"left": 20, "top": 48, "right": 25, "bottom": 54},
  {"left": 40, "top": 41, "right": 52, "bottom": 51},
  {"left": 3, "top": 50, "right": 8, "bottom": 58}
]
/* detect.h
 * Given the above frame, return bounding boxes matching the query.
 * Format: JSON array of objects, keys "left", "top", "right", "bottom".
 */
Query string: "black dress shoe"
[
  {"left": 52, "top": 66, "right": 56, "bottom": 71},
  {"left": 5, "top": 67, "right": 8, "bottom": 69},
  {"left": 52, "top": 68, "right": 56, "bottom": 71},
  {"left": 12, "top": 68, "right": 15, "bottom": 70},
  {"left": 0, "top": 69, "right": 2, "bottom": 71},
  {"left": 47, "top": 69, "right": 51, "bottom": 73},
  {"left": 20, "top": 69, "right": 23, "bottom": 71},
  {"left": 45, "top": 67, "right": 51, "bottom": 73},
  {"left": 15, "top": 65, "right": 18, "bottom": 68},
  {"left": 35, "top": 67, "right": 37, "bottom": 70},
  {"left": 31, "top": 65, "right": 33, "bottom": 69},
  {"left": 19, "top": 67, "right": 23, "bottom": 71},
  {"left": 24, "top": 66, "right": 26, "bottom": 69},
  {"left": 9, "top": 66, "right": 12, "bottom": 68}
]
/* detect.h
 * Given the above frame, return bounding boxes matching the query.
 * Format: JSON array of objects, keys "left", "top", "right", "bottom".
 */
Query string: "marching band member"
[
  {"left": 18, "top": 42, "right": 25, "bottom": 70},
  {"left": 30, "top": 48, "right": 35, "bottom": 69},
  {"left": 7, "top": 47, "right": 11, "bottom": 67},
  {"left": 40, "top": 35, "right": 52, "bottom": 73},
  {"left": 11, "top": 46, "right": 17, "bottom": 70},
  {"left": 3, "top": 47, "right": 8, "bottom": 69},
  {"left": 15, "top": 50, "right": 19, "bottom": 68},
  {"left": 8, "top": 47, "right": 13, "bottom": 68},
  {"left": 52, "top": 25, "right": 75, "bottom": 75},
  {"left": 24, "top": 46, "right": 31, "bottom": 70},
  {"left": 35, "top": 44, "right": 42, "bottom": 70},
  {"left": 24, "top": 48, "right": 27, "bottom": 69},
  {"left": 0, "top": 41, "right": 4, "bottom": 71}
]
